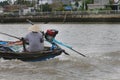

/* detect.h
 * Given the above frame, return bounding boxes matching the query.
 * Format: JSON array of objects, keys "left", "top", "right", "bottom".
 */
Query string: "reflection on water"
[{"left": 0, "top": 23, "right": 120, "bottom": 80}]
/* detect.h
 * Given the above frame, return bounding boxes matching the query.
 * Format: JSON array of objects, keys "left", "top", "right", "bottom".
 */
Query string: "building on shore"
[
  {"left": 87, "top": 0, "right": 109, "bottom": 10},
  {"left": 50, "top": 0, "right": 71, "bottom": 5},
  {"left": 0, "top": 6, "right": 3, "bottom": 13},
  {"left": 94, "top": 0, "right": 109, "bottom": 4}
]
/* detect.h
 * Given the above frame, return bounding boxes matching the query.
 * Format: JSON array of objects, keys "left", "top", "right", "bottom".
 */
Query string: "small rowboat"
[
  {"left": 0, "top": 47, "right": 63, "bottom": 61},
  {"left": 0, "top": 41, "right": 63, "bottom": 61}
]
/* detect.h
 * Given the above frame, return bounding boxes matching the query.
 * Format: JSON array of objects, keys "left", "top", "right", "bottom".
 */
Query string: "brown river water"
[{"left": 0, "top": 23, "right": 120, "bottom": 80}]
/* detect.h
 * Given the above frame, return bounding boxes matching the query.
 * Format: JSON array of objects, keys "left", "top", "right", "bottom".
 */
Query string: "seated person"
[{"left": 23, "top": 25, "right": 44, "bottom": 52}]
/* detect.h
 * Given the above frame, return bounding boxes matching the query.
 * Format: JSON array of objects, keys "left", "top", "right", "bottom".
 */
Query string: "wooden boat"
[
  {"left": 0, "top": 29, "right": 72, "bottom": 61},
  {"left": 0, "top": 41, "right": 63, "bottom": 61},
  {"left": 0, "top": 47, "right": 63, "bottom": 61}
]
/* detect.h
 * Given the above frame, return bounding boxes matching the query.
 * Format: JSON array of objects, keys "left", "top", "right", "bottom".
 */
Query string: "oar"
[
  {"left": 0, "top": 32, "right": 26, "bottom": 51},
  {"left": 26, "top": 19, "right": 48, "bottom": 24},
  {"left": 0, "top": 32, "right": 21, "bottom": 40},
  {"left": 53, "top": 39, "right": 86, "bottom": 57},
  {"left": 47, "top": 41, "right": 70, "bottom": 55},
  {"left": 62, "top": 50, "right": 70, "bottom": 55},
  {"left": 54, "top": 42, "right": 70, "bottom": 55},
  {"left": 26, "top": 19, "right": 34, "bottom": 25}
]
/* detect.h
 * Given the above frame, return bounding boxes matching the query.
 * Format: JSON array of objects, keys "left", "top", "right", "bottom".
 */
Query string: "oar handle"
[
  {"left": 70, "top": 48, "right": 86, "bottom": 57},
  {"left": 62, "top": 50, "right": 70, "bottom": 55},
  {"left": 53, "top": 39, "right": 86, "bottom": 57},
  {"left": 0, "top": 32, "right": 21, "bottom": 40},
  {"left": 26, "top": 19, "right": 34, "bottom": 25}
]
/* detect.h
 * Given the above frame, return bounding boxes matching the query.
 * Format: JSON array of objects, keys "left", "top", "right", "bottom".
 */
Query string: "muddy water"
[{"left": 0, "top": 23, "right": 120, "bottom": 80}]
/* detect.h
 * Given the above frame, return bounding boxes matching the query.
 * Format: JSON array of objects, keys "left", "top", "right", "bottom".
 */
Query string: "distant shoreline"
[{"left": 0, "top": 14, "right": 120, "bottom": 23}]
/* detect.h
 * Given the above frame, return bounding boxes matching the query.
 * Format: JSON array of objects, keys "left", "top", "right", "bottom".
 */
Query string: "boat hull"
[
  {"left": 0, "top": 48, "right": 63, "bottom": 61},
  {"left": 0, "top": 40, "right": 63, "bottom": 61}
]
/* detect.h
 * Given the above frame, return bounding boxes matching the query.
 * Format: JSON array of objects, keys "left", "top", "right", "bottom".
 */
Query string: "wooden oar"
[
  {"left": 47, "top": 41, "right": 70, "bottom": 55},
  {"left": 62, "top": 50, "right": 70, "bottom": 55},
  {"left": 26, "top": 19, "right": 34, "bottom": 25},
  {"left": 53, "top": 39, "right": 86, "bottom": 57},
  {"left": 54, "top": 42, "right": 69, "bottom": 55},
  {"left": 0, "top": 32, "right": 21, "bottom": 40},
  {"left": 0, "top": 32, "right": 26, "bottom": 51},
  {"left": 26, "top": 19, "right": 48, "bottom": 25}
]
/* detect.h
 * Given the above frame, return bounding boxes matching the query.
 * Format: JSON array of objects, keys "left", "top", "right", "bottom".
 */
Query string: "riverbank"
[{"left": 0, "top": 14, "right": 120, "bottom": 23}]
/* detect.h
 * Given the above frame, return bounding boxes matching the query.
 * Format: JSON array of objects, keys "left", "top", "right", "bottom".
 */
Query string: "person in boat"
[{"left": 22, "top": 25, "right": 44, "bottom": 52}]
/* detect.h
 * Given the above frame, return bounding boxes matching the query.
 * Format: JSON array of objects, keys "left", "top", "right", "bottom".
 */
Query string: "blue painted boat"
[{"left": 0, "top": 41, "right": 63, "bottom": 61}]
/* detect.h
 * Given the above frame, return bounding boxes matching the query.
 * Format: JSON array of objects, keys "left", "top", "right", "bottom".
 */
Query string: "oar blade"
[
  {"left": 62, "top": 50, "right": 70, "bottom": 55},
  {"left": 70, "top": 48, "right": 86, "bottom": 57},
  {"left": 26, "top": 19, "right": 34, "bottom": 25},
  {"left": 0, "top": 32, "right": 21, "bottom": 40}
]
